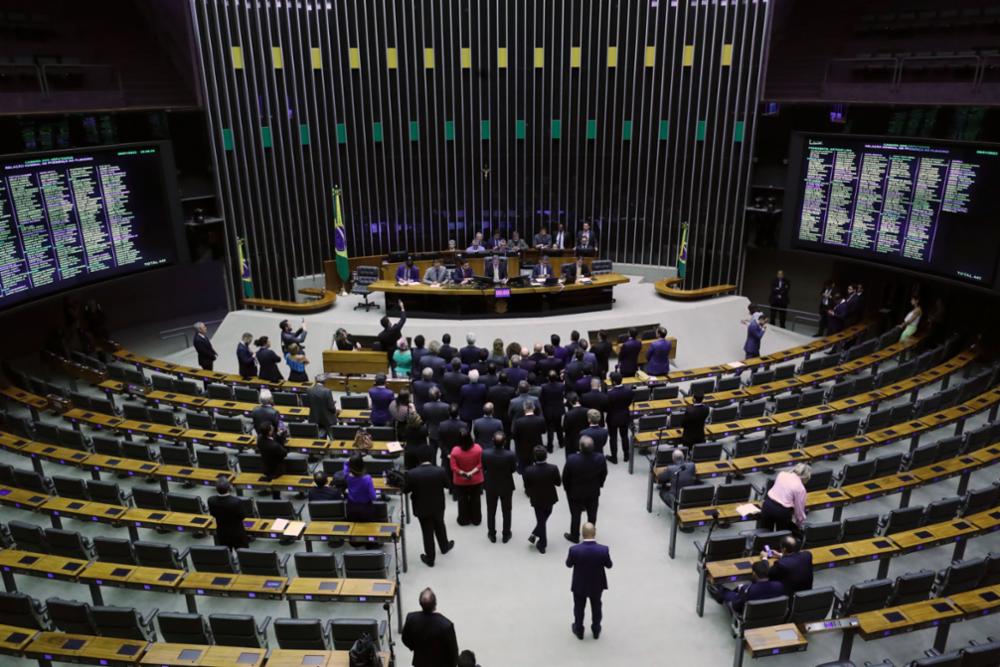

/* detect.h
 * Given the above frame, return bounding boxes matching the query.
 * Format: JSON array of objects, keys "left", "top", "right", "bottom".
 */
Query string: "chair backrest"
[
  {"left": 234, "top": 387, "right": 260, "bottom": 403},
  {"left": 840, "top": 459, "right": 876, "bottom": 486},
  {"left": 13, "top": 468, "right": 49, "bottom": 493},
  {"left": 882, "top": 506, "right": 925, "bottom": 535},
  {"left": 160, "top": 444, "right": 195, "bottom": 466},
  {"left": 962, "top": 639, "right": 1000, "bottom": 667},
  {"left": 709, "top": 404, "right": 739, "bottom": 423},
  {"left": 257, "top": 500, "right": 299, "bottom": 520},
  {"left": 174, "top": 379, "right": 201, "bottom": 396},
  {"left": 739, "top": 399, "right": 767, "bottom": 419},
  {"left": 935, "top": 435, "right": 964, "bottom": 462},
  {"left": 329, "top": 618, "right": 380, "bottom": 651},
  {"left": 840, "top": 513, "right": 879, "bottom": 542},
  {"left": 150, "top": 374, "right": 174, "bottom": 392},
  {"left": 92, "top": 434, "right": 122, "bottom": 456},
  {"left": 749, "top": 530, "right": 791, "bottom": 555},
  {"left": 889, "top": 569, "right": 936, "bottom": 605},
  {"left": 343, "top": 550, "right": 387, "bottom": 579},
  {"left": 294, "top": 552, "right": 340, "bottom": 578},
  {"left": 208, "top": 614, "right": 268, "bottom": 648},
  {"left": 703, "top": 535, "right": 747, "bottom": 562},
  {"left": 274, "top": 618, "right": 329, "bottom": 650},
  {"left": 52, "top": 475, "right": 88, "bottom": 500},
  {"left": 801, "top": 521, "right": 841, "bottom": 549},
  {"left": 215, "top": 415, "right": 247, "bottom": 434},
  {"left": 872, "top": 452, "right": 904, "bottom": 478},
  {"left": 284, "top": 455, "right": 310, "bottom": 475},
  {"left": 158, "top": 612, "right": 212, "bottom": 645},
  {"left": 638, "top": 415, "right": 668, "bottom": 432},
  {"left": 93, "top": 537, "right": 137, "bottom": 565},
  {"left": 0, "top": 590, "right": 49, "bottom": 630},
  {"left": 273, "top": 391, "right": 300, "bottom": 407},
  {"left": 690, "top": 442, "right": 722, "bottom": 463},
  {"left": 732, "top": 436, "right": 765, "bottom": 458},
  {"left": 841, "top": 578, "right": 892, "bottom": 615},
  {"left": 308, "top": 501, "right": 346, "bottom": 522},
  {"left": 766, "top": 430, "right": 798, "bottom": 453},
  {"left": 676, "top": 484, "right": 715, "bottom": 509},
  {"left": 9, "top": 520, "right": 46, "bottom": 552},
  {"left": 134, "top": 541, "right": 187, "bottom": 570},
  {"left": 983, "top": 552, "right": 1000, "bottom": 586},
  {"left": 787, "top": 587, "right": 834, "bottom": 624},
  {"left": 804, "top": 468, "right": 834, "bottom": 492},
  {"left": 798, "top": 357, "right": 825, "bottom": 375},
  {"left": 714, "top": 482, "right": 752, "bottom": 505},
  {"left": 340, "top": 396, "right": 370, "bottom": 410},
  {"left": 924, "top": 496, "right": 962, "bottom": 524},
  {"left": 288, "top": 422, "right": 320, "bottom": 439},
  {"left": 87, "top": 480, "right": 127, "bottom": 506},
  {"left": 207, "top": 384, "right": 234, "bottom": 400},
  {"left": 962, "top": 485, "right": 1000, "bottom": 516},
  {"left": 236, "top": 549, "right": 285, "bottom": 576},
  {"left": 190, "top": 546, "right": 238, "bottom": 573},
  {"left": 92, "top": 605, "right": 155, "bottom": 641},
  {"left": 132, "top": 487, "right": 168, "bottom": 510},
  {"left": 198, "top": 449, "right": 233, "bottom": 471},
  {"left": 237, "top": 453, "right": 263, "bottom": 473},
  {"left": 937, "top": 557, "right": 987, "bottom": 596},
  {"left": 184, "top": 412, "right": 215, "bottom": 431},
  {"left": 740, "top": 595, "right": 789, "bottom": 631},
  {"left": 865, "top": 407, "right": 893, "bottom": 431},
  {"left": 907, "top": 442, "right": 938, "bottom": 470},
  {"left": 167, "top": 492, "right": 207, "bottom": 515},
  {"left": 689, "top": 379, "right": 715, "bottom": 396},
  {"left": 47, "top": 597, "right": 96, "bottom": 635},
  {"left": 122, "top": 441, "right": 156, "bottom": 462},
  {"left": 833, "top": 416, "right": 861, "bottom": 438},
  {"left": 43, "top": 528, "right": 92, "bottom": 560},
  {"left": 122, "top": 403, "right": 150, "bottom": 422},
  {"left": 749, "top": 369, "right": 774, "bottom": 386},
  {"left": 798, "top": 388, "right": 826, "bottom": 409},
  {"left": 802, "top": 422, "right": 833, "bottom": 445},
  {"left": 56, "top": 428, "right": 88, "bottom": 451}
]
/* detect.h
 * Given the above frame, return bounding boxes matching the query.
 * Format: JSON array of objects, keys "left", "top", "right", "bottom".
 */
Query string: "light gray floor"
[{"left": 3, "top": 297, "right": 999, "bottom": 666}]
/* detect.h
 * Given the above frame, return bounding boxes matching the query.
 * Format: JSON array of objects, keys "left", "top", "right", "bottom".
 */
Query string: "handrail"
[{"left": 157, "top": 318, "right": 223, "bottom": 350}]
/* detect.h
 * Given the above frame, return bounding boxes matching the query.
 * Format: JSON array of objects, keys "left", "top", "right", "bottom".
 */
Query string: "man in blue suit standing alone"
[{"left": 565, "top": 522, "right": 612, "bottom": 640}]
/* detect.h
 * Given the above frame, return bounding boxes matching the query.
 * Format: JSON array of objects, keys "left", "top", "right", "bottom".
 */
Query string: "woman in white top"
[{"left": 899, "top": 295, "right": 922, "bottom": 342}]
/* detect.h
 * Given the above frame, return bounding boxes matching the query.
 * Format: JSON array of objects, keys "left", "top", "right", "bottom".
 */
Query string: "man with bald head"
[
  {"left": 562, "top": 436, "right": 607, "bottom": 544},
  {"left": 566, "top": 522, "right": 612, "bottom": 640},
  {"left": 402, "top": 587, "right": 459, "bottom": 667}
]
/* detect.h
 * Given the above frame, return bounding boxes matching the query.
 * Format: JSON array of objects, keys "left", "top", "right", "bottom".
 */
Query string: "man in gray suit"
[
  {"left": 508, "top": 381, "right": 544, "bottom": 423},
  {"left": 422, "top": 387, "right": 451, "bottom": 465},
  {"left": 423, "top": 258, "right": 450, "bottom": 285},
  {"left": 307, "top": 377, "right": 338, "bottom": 436},
  {"left": 472, "top": 403, "right": 504, "bottom": 446}
]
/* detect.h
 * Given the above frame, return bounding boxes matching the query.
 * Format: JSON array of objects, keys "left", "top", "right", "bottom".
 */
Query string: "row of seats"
[{"left": 0, "top": 591, "right": 386, "bottom": 650}]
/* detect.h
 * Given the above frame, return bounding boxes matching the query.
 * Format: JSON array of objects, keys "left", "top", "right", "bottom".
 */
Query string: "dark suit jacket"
[
  {"left": 563, "top": 406, "right": 590, "bottom": 451},
  {"left": 420, "top": 355, "right": 447, "bottom": 380},
  {"left": 376, "top": 314, "right": 407, "bottom": 358},
  {"left": 532, "top": 262, "right": 554, "bottom": 279},
  {"left": 422, "top": 401, "right": 450, "bottom": 441},
  {"left": 459, "top": 345, "right": 484, "bottom": 366},
  {"left": 606, "top": 385, "right": 634, "bottom": 428},
  {"left": 566, "top": 540, "right": 612, "bottom": 595},
  {"left": 681, "top": 404, "right": 709, "bottom": 446},
  {"left": 258, "top": 435, "right": 288, "bottom": 479},
  {"left": 505, "top": 366, "right": 529, "bottom": 387},
  {"left": 580, "top": 425, "right": 608, "bottom": 453},
  {"left": 307, "top": 485, "right": 343, "bottom": 501},
  {"left": 537, "top": 356, "right": 563, "bottom": 377},
  {"left": 395, "top": 264, "right": 420, "bottom": 282},
  {"left": 438, "top": 418, "right": 466, "bottom": 452},
  {"left": 438, "top": 344, "right": 457, "bottom": 362},
  {"left": 486, "top": 384, "right": 516, "bottom": 422},
  {"left": 458, "top": 382, "right": 488, "bottom": 422},
  {"left": 482, "top": 447, "right": 517, "bottom": 495},
  {"left": 405, "top": 463, "right": 449, "bottom": 518},
  {"left": 769, "top": 551, "right": 814, "bottom": 595},
  {"left": 617, "top": 338, "right": 642, "bottom": 377},
  {"left": 441, "top": 371, "right": 470, "bottom": 405},
  {"left": 512, "top": 414, "right": 546, "bottom": 458},
  {"left": 250, "top": 405, "right": 281, "bottom": 434},
  {"left": 486, "top": 261, "right": 508, "bottom": 282},
  {"left": 523, "top": 462, "right": 561, "bottom": 508},
  {"left": 256, "top": 347, "right": 283, "bottom": 382},
  {"left": 307, "top": 384, "right": 338, "bottom": 428},
  {"left": 580, "top": 390, "right": 608, "bottom": 422},
  {"left": 401, "top": 610, "right": 459, "bottom": 667},
  {"left": 743, "top": 319, "right": 765, "bottom": 357},
  {"left": 472, "top": 416, "right": 503, "bottom": 445},
  {"left": 236, "top": 342, "right": 256, "bottom": 378},
  {"left": 411, "top": 379, "right": 438, "bottom": 413},
  {"left": 731, "top": 580, "right": 787, "bottom": 614},
  {"left": 644, "top": 338, "right": 672, "bottom": 376},
  {"left": 770, "top": 278, "right": 790, "bottom": 307},
  {"left": 591, "top": 341, "right": 612, "bottom": 377},
  {"left": 208, "top": 494, "right": 249, "bottom": 549},
  {"left": 540, "top": 382, "right": 566, "bottom": 421},
  {"left": 562, "top": 451, "right": 608, "bottom": 502},
  {"left": 508, "top": 393, "right": 542, "bottom": 422},
  {"left": 193, "top": 333, "right": 217, "bottom": 366}
]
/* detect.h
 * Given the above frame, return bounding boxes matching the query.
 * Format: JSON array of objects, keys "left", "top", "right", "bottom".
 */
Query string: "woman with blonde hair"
[
  {"left": 488, "top": 338, "right": 508, "bottom": 368},
  {"left": 392, "top": 338, "right": 413, "bottom": 378},
  {"left": 758, "top": 463, "right": 810, "bottom": 535}
]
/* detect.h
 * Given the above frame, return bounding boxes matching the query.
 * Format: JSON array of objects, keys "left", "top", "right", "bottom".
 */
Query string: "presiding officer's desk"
[{"left": 370, "top": 272, "right": 629, "bottom": 317}]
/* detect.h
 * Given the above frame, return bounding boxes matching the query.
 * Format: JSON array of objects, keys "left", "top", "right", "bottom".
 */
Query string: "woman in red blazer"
[{"left": 450, "top": 430, "right": 484, "bottom": 526}]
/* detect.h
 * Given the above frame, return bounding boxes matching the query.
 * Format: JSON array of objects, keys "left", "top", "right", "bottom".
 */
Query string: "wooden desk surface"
[
  {"left": 707, "top": 536, "right": 898, "bottom": 583},
  {"left": 743, "top": 623, "right": 807, "bottom": 658},
  {"left": 266, "top": 649, "right": 392, "bottom": 667},
  {"left": 0, "top": 624, "right": 37, "bottom": 653},
  {"left": 0, "top": 385, "right": 49, "bottom": 410},
  {"left": 0, "top": 484, "right": 50, "bottom": 509},
  {"left": 370, "top": 272, "right": 630, "bottom": 296},
  {"left": 140, "top": 644, "right": 265, "bottom": 666},
  {"left": 890, "top": 518, "right": 983, "bottom": 552},
  {"left": 949, "top": 584, "right": 1000, "bottom": 617},
  {"left": 25, "top": 632, "right": 147, "bottom": 663},
  {"left": 855, "top": 597, "right": 964, "bottom": 639}
]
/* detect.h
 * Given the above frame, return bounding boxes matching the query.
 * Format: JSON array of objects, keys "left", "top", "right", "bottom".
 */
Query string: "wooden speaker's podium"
[{"left": 322, "top": 350, "right": 387, "bottom": 375}]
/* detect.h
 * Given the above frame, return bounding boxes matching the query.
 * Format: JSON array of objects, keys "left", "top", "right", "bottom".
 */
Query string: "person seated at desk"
[
  {"left": 509, "top": 230, "right": 528, "bottom": 250},
  {"left": 447, "top": 239, "right": 457, "bottom": 251},
  {"left": 423, "top": 258, "right": 450, "bottom": 286},
  {"left": 487, "top": 230, "right": 505, "bottom": 249},
  {"left": 344, "top": 453, "right": 378, "bottom": 522},
  {"left": 487, "top": 255, "right": 508, "bottom": 284},
  {"left": 562, "top": 256, "right": 591, "bottom": 283},
  {"left": 396, "top": 257, "right": 420, "bottom": 285},
  {"left": 453, "top": 259, "right": 474, "bottom": 285},
  {"left": 766, "top": 535, "right": 813, "bottom": 595},
  {"left": 708, "top": 559, "right": 786, "bottom": 614},
  {"left": 466, "top": 233, "right": 487, "bottom": 253},
  {"left": 308, "top": 471, "right": 343, "bottom": 501},
  {"left": 532, "top": 255, "right": 554, "bottom": 281},
  {"left": 534, "top": 226, "right": 552, "bottom": 248},
  {"left": 575, "top": 222, "right": 596, "bottom": 251}
]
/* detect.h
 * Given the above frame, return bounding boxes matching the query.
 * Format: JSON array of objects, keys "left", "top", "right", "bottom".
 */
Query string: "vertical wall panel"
[{"left": 192, "top": 0, "right": 770, "bottom": 299}]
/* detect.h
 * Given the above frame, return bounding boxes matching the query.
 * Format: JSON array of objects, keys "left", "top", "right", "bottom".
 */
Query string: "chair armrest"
[
  {"left": 143, "top": 608, "right": 160, "bottom": 625},
  {"left": 177, "top": 547, "right": 191, "bottom": 564},
  {"left": 120, "top": 491, "right": 133, "bottom": 506},
  {"left": 257, "top": 616, "right": 272, "bottom": 635},
  {"left": 377, "top": 619, "right": 388, "bottom": 641},
  {"left": 292, "top": 503, "right": 303, "bottom": 519},
  {"left": 693, "top": 541, "right": 706, "bottom": 558}
]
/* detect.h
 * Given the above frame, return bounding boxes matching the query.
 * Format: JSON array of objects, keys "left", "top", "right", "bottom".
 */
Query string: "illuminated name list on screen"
[
  {"left": 0, "top": 146, "right": 177, "bottom": 308},
  {"left": 793, "top": 136, "right": 1000, "bottom": 284}
]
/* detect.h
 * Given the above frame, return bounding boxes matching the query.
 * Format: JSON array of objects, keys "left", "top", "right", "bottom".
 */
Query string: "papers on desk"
[
  {"left": 579, "top": 277, "right": 592, "bottom": 284},
  {"left": 386, "top": 441, "right": 403, "bottom": 453},
  {"left": 271, "top": 519, "right": 289, "bottom": 532},
  {"left": 726, "top": 361, "right": 745, "bottom": 370},
  {"left": 776, "top": 629, "right": 800, "bottom": 641},
  {"left": 736, "top": 503, "right": 761, "bottom": 517}
]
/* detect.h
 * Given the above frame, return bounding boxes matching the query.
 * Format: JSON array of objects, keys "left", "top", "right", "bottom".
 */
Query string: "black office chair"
[
  {"left": 87, "top": 480, "right": 131, "bottom": 506},
  {"left": 840, "top": 513, "right": 880, "bottom": 542},
  {"left": 209, "top": 614, "right": 271, "bottom": 648},
  {"left": 167, "top": 493, "right": 208, "bottom": 515},
  {"left": 340, "top": 396, "right": 370, "bottom": 411},
  {"left": 651, "top": 385, "right": 680, "bottom": 400},
  {"left": 0, "top": 591, "right": 50, "bottom": 630},
  {"left": 158, "top": 612, "right": 213, "bottom": 645},
  {"left": 714, "top": 482, "right": 752, "bottom": 506},
  {"left": 787, "top": 587, "right": 835, "bottom": 624},
  {"left": 962, "top": 485, "right": 1000, "bottom": 516},
  {"left": 923, "top": 497, "right": 962, "bottom": 525},
  {"left": 888, "top": 570, "right": 936, "bottom": 605},
  {"left": 56, "top": 428, "right": 89, "bottom": 452},
  {"left": 288, "top": 422, "right": 321, "bottom": 439},
  {"left": 46, "top": 597, "right": 97, "bottom": 635},
  {"left": 12, "top": 468, "right": 52, "bottom": 494},
  {"left": 198, "top": 449, "right": 233, "bottom": 471},
  {"left": 935, "top": 557, "right": 987, "bottom": 596},
  {"left": 216, "top": 415, "right": 247, "bottom": 434},
  {"left": 257, "top": 500, "right": 302, "bottom": 520},
  {"left": 343, "top": 550, "right": 388, "bottom": 579},
  {"left": 773, "top": 363, "right": 797, "bottom": 380},
  {"left": 52, "top": 475, "right": 89, "bottom": 500},
  {"left": 352, "top": 266, "right": 381, "bottom": 311},
  {"left": 836, "top": 578, "right": 893, "bottom": 616},
  {"left": 294, "top": 552, "right": 340, "bottom": 578},
  {"left": 93, "top": 537, "right": 138, "bottom": 565},
  {"left": 122, "top": 441, "right": 159, "bottom": 462},
  {"left": 801, "top": 521, "right": 841, "bottom": 549},
  {"left": 160, "top": 443, "right": 196, "bottom": 467},
  {"left": 91, "top": 434, "right": 123, "bottom": 456},
  {"left": 206, "top": 384, "right": 235, "bottom": 400},
  {"left": 43, "top": 528, "right": 94, "bottom": 560},
  {"left": 748, "top": 531, "right": 791, "bottom": 555},
  {"left": 329, "top": 618, "right": 384, "bottom": 651},
  {"left": 9, "top": 520, "right": 47, "bottom": 553},
  {"left": 189, "top": 546, "right": 239, "bottom": 573},
  {"left": 134, "top": 541, "right": 189, "bottom": 571},
  {"left": 236, "top": 549, "right": 290, "bottom": 576},
  {"left": 234, "top": 387, "right": 260, "bottom": 403},
  {"left": 880, "top": 506, "right": 925, "bottom": 536},
  {"left": 308, "top": 500, "right": 346, "bottom": 522},
  {"left": 91, "top": 605, "right": 159, "bottom": 641},
  {"left": 693, "top": 535, "right": 747, "bottom": 564},
  {"left": 729, "top": 595, "right": 788, "bottom": 637},
  {"left": 739, "top": 399, "right": 768, "bottom": 419},
  {"left": 962, "top": 639, "right": 1000, "bottom": 667},
  {"left": 274, "top": 618, "right": 332, "bottom": 650},
  {"left": 837, "top": 459, "right": 876, "bottom": 487},
  {"left": 132, "top": 487, "right": 168, "bottom": 510}
]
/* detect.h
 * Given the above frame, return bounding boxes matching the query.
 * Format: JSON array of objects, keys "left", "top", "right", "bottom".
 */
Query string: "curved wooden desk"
[
  {"left": 653, "top": 277, "right": 737, "bottom": 300},
  {"left": 242, "top": 287, "right": 336, "bottom": 313},
  {"left": 369, "top": 273, "right": 629, "bottom": 317}
]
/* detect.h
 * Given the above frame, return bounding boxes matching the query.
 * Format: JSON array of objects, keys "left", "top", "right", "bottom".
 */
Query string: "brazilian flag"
[
  {"left": 237, "top": 238, "right": 254, "bottom": 297},
  {"left": 333, "top": 186, "right": 349, "bottom": 281},
  {"left": 677, "top": 222, "right": 689, "bottom": 280}
]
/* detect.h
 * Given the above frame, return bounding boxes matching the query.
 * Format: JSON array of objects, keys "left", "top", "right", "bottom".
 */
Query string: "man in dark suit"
[
  {"left": 540, "top": 372, "right": 566, "bottom": 452},
  {"left": 681, "top": 393, "right": 710, "bottom": 447},
  {"left": 562, "top": 256, "right": 591, "bottom": 283},
  {"left": 766, "top": 535, "right": 814, "bottom": 594},
  {"left": 405, "top": 453, "right": 455, "bottom": 567},
  {"left": 437, "top": 405, "right": 466, "bottom": 468},
  {"left": 401, "top": 587, "right": 459, "bottom": 667},
  {"left": 411, "top": 367, "right": 439, "bottom": 416},
  {"left": 566, "top": 522, "right": 612, "bottom": 639},
  {"left": 486, "top": 372, "right": 516, "bottom": 434},
  {"left": 395, "top": 257, "right": 420, "bottom": 284},
  {"left": 236, "top": 333, "right": 256, "bottom": 378},
  {"left": 451, "top": 261, "right": 473, "bottom": 285},
  {"left": 250, "top": 390, "right": 281, "bottom": 434},
  {"left": 563, "top": 436, "right": 608, "bottom": 543},
  {"left": 438, "top": 334, "right": 457, "bottom": 363},
  {"left": 306, "top": 377, "right": 338, "bottom": 436},
  {"left": 580, "top": 379, "right": 608, "bottom": 423},
  {"left": 207, "top": 477, "right": 249, "bottom": 550},
  {"left": 512, "top": 401, "right": 546, "bottom": 473},
  {"left": 532, "top": 255, "right": 554, "bottom": 280},
  {"left": 368, "top": 375, "right": 395, "bottom": 427},
  {"left": 709, "top": 559, "right": 786, "bottom": 614},
  {"left": 605, "top": 372, "right": 634, "bottom": 463},
  {"left": 307, "top": 471, "right": 343, "bottom": 501},
  {"left": 505, "top": 357, "right": 530, "bottom": 388},
  {"left": 486, "top": 255, "right": 508, "bottom": 284},
  {"left": 441, "top": 359, "right": 470, "bottom": 405},
  {"left": 574, "top": 222, "right": 596, "bottom": 252},
  {"left": 537, "top": 344, "right": 564, "bottom": 377},
  {"left": 472, "top": 403, "right": 503, "bottom": 446},
  {"left": 482, "top": 432, "right": 517, "bottom": 543},
  {"left": 523, "top": 446, "right": 561, "bottom": 553},
  {"left": 591, "top": 332, "right": 612, "bottom": 378},
  {"left": 508, "top": 381, "right": 542, "bottom": 422},
  {"left": 193, "top": 322, "right": 218, "bottom": 371},
  {"left": 409, "top": 334, "right": 429, "bottom": 372},
  {"left": 563, "top": 392, "right": 590, "bottom": 455},
  {"left": 419, "top": 344, "right": 447, "bottom": 381},
  {"left": 376, "top": 302, "right": 407, "bottom": 365},
  {"left": 769, "top": 269, "right": 791, "bottom": 328},
  {"left": 458, "top": 370, "right": 487, "bottom": 424},
  {"left": 617, "top": 329, "right": 642, "bottom": 377},
  {"left": 564, "top": 349, "right": 591, "bottom": 386},
  {"left": 533, "top": 227, "right": 552, "bottom": 248},
  {"left": 581, "top": 409, "right": 609, "bottom": 458},
  {"left": 421, "top": 388, "right": 450, "bottom": 464},
  {"left": 459, "top": 334, "right": 483, "bottom": 366}
]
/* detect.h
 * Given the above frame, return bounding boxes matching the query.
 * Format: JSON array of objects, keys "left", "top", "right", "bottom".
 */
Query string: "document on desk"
[
  {"left": 726, "top": 362, "right": 745, "bottom": 370},
  {"left": 736, "top": 503, "right": 761, "bottom": 517},
  {"left": 271, "top": 518, "right": 289, "bottom": 532},
  {"left": 386, "top": 441, "right": 403, "bottom": 453}
]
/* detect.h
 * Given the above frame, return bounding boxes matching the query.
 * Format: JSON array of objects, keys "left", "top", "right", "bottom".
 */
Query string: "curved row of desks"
[
  {"left": 242, "top": 288, "right": 337, "bottom": 314},
  {"left": 653, "top": 277, "right": 738, "bottom": 300}
]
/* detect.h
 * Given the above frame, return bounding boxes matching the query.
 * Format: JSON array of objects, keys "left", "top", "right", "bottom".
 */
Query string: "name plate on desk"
[
  {"left": 804, "top": 618, "right": 859, "bottom": 633},
  {"left": 494, "top": 287, "right": 510, "bottom": 298}
]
